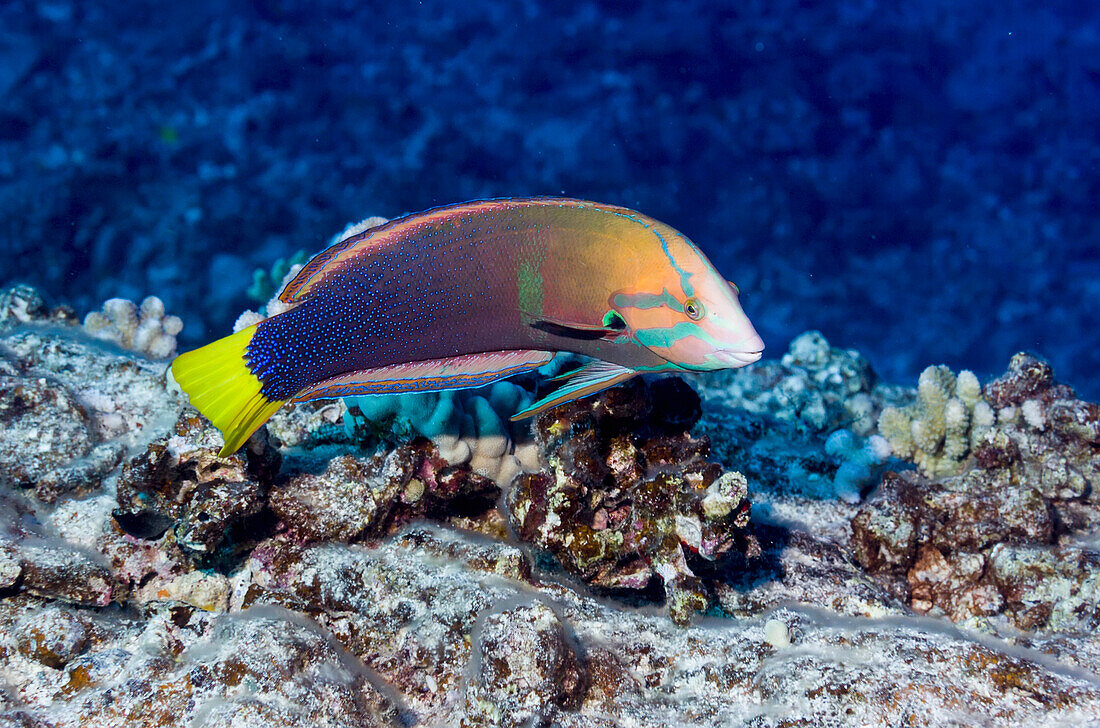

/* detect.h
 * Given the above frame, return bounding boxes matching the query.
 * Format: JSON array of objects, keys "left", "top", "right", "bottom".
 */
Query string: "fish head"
[{"left": 610, "top": 239, "right": 764, "bottom": 371}]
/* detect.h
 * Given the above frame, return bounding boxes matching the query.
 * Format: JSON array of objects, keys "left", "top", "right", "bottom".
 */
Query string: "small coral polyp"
[
  {"left": 878, "top": 364, "right": 994, "bottom": 477},
  {"left": 83, "top": 295, "right": 183, "bottom": 360}
]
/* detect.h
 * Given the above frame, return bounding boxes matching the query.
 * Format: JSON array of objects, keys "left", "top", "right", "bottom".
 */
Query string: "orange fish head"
[{"left": 611, "top": 251, "right": 764, "bottom": 372}]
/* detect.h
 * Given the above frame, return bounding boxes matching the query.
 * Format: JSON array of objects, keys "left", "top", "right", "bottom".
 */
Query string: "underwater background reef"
[
  {"left": 3, "top": 1, "right": 1100, "bottom": 726},
  {"left": 0, "top": 0, "right": 1098, "bottom": 398}
]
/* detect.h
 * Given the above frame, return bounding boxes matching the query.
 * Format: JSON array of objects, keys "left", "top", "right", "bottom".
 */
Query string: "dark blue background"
[{"left": 1, "top": 0, "right": 1097, "bottom": 397}]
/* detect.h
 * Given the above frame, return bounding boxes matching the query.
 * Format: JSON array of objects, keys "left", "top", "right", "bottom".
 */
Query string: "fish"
[{"left": 170, "top": 197, "right": 764, "bottom": 456}]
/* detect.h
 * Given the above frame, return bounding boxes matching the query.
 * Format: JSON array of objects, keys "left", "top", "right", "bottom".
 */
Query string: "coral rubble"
[
  {"left": 113, "top": 411, "right": 281, "bottom": 558},
  {"left": 509, "top": 377, "right": 757, "bottom": 624},
  {"left": 269, "top": 438, "right": 500, "bottom": 544},
  {"left": 2, "top": 308, "right": 1100, "bottom": 727},
  {"left": 0, "top": 297, "right": 180, "bottom": 502}
]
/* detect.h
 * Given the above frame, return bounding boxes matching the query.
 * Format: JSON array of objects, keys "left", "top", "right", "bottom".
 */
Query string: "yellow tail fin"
[{"left": 169, "top": 325, "right": 287, "bottom": 456}]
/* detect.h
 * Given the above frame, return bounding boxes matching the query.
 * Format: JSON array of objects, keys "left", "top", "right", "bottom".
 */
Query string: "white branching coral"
[
  {"left": 878, "top": 365, "right": 994, "bottom": 477},
  {"left": 83, "top": 296, "right": 183, "bottom": 360},
  {"left": 344, "top": 381, "right": 541, "bottom": 486}
]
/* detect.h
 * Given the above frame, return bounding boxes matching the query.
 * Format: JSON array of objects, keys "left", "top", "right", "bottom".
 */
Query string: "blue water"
[{"left": 1, "top": 1, "right": 1097, "bottom": 398}]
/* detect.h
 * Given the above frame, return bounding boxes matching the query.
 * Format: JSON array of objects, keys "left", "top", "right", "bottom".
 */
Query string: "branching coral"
[
  {"left": 877, "top": 365, "right": 994, "bottom": 477},
  {"left": 83, "top": 296, "right": 183, "bottom": 359}
]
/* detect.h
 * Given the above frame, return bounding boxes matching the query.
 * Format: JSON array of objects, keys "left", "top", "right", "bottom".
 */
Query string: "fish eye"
[{"left": 684, "top": 298, "right": 704, "bottom": 320}]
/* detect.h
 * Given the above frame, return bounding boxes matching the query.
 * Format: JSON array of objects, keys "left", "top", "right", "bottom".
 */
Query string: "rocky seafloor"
[{"left": 2, "top": 285, "right": 1099, "bottom": 728}]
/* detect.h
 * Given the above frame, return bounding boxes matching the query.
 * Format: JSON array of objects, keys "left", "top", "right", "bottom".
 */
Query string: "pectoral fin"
[
  {"left": 290, "top": 349, "right": 554, "bottom": 402},
  {"left": 528, "top": 311, "right": 628, "bottom": 342},
  {"left": 510, "top": 360, "right": 637, "bottom": 420}
]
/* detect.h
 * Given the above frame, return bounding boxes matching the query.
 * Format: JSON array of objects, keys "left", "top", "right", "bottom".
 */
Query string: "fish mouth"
[
  {"left": 713, "top": 333, "right": 765, "bottom": 366},
  {"left": 714, "top": 349, "right": 764, "bottom": 366}
]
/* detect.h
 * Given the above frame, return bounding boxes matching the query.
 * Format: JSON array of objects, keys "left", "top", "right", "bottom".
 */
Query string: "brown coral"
[{"left": 508, "top": 377, "right": 757, "bottom": 624}]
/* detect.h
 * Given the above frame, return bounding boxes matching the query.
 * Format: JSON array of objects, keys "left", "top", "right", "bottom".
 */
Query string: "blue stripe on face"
[
  {"left": 633, "top": 321, "right": 718, "bottom": 351},
  {"left": 612, "top": 289, "right": 684, "bottom": 312}
]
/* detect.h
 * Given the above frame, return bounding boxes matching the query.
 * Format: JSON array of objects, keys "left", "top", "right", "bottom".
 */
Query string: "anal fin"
[
  {"left": 510, "top": 360, "right": 637, "bottom": 420},
  {"left": 290, "top": 349, "right": 554, "bottom": 402}
]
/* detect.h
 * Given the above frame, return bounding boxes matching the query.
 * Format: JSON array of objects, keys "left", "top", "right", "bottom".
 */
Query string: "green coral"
[
  {"left": 246, "top": 250, "right": 309, "bottom": 308},
  {"left": 878, "top": 365, "right": 994, "bottom": 477}
]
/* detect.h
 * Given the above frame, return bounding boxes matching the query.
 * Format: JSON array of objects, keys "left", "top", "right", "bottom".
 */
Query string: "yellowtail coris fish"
[{"left": 171, "top": 197, "right": 764, "bottom": 455}]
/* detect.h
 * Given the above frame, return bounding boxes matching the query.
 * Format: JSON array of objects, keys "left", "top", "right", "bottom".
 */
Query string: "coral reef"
[
  {"left": 13, "top": 606, "right": 89, "bottom": 668},
  {"left": 0, "top": 606, "right": 399, "bottom": 727},
  {"left": 2, "top": 306, "right": 1100, "bottom": 727},
  {"left": 463, "top": 601, "right": 586, "bottom": 726},
  {"left": 0, "top": 310, "right": 180, "bottom": 502},
  {"left": 852, "top": 353, "right": 1100, "bottom": 631},
  {"left": 715, "top": 525, "right": 910, "bottom": 620},
  {"left": 113, "top": 410, "right": 281, "bottom": 559},
  {"left": 82, "top": 296, "right": 183, "bottom": 359},
  {"left": 878, "top": 364, "right": 995, "bottom": 476},
  {"left": 509, "top": 376, "right": 758, "bottom": 625},
  {"left": 198, "top": 527, "right": 1100, "bottom": 725},
  {"left": 344, "top": 380, "right": 540, "bottom": 486},
  {"left": 0, "top": 285, "right": 76, "bottom": 329},
  {"left": 693, "top": 331, "right": 883, "bottom": 435}
]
